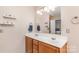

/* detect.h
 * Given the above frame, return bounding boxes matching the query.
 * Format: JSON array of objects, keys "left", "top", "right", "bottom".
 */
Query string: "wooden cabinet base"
[{"left": 25, "top": 36, "right": 67, "bottom": 53}]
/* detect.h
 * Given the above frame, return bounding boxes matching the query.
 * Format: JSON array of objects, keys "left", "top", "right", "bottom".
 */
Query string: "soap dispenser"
[
  {"left": 28, "top": 23, "right": 33, "bottom": 32},
  {"left": 37, "top": 24, "right": 40, "bottom": 32}
]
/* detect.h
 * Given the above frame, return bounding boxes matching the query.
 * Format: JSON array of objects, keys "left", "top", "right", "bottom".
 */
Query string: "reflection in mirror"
[
  {"left": 35, "top": 6, "right": 61, "bottom": 34},
  {"left": 49, "top": 6, "right": 61, "bottom": 34}
]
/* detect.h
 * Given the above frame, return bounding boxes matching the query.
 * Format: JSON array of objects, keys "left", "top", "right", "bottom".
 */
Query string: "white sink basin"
[{"left": 35, "top": 34, "right": 59, "bottom": 43}]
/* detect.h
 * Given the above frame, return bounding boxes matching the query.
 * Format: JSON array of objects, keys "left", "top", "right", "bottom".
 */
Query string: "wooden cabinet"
[
  {"left": 39, "top": 41, "right": 59, "bottom": 53},
  {"left": 25, "top": 36, "right": 67, "bottom": 53},
  {"left": 25, "top": 36, "right": 33, "bottom": 53}
]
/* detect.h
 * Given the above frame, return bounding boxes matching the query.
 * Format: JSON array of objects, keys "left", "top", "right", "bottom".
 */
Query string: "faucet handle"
[{"left": 51, "top": 38, "right": 56, "bottom": 40}]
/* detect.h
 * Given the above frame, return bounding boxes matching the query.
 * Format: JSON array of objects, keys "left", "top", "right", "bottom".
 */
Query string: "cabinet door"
[
  {"left": 25, "top": 36, "right": 33, "bottom": 53},
  {"left": 33, "top": 39, "right": 39, "bottom": 45},
  {"left": 39, "top": 41, "right": 59, "bottom": 53},
  {"left": 60, "top": 43, "right": 67, "bottom": 53}
]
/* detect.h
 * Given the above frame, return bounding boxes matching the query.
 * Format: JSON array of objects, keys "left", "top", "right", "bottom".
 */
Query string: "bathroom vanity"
[{"left": 25, "top": 33, "right": 67, "bottom": 53}]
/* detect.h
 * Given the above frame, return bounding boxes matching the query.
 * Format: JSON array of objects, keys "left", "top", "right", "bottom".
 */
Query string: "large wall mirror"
[{"left": 35, "top": 6, "right": 61, "bottom": 34}]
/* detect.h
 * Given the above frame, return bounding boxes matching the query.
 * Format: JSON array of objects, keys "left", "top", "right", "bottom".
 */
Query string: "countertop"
[{"left": 25, "top": 32, "right": 68, "bottom": 48}]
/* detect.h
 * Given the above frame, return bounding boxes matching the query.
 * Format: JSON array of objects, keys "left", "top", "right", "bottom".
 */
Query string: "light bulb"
[
  {"left": 36, "top": 10, "right": 42, "bottom": 15},
  {"left": 43, "top": 7, "right": 49, "bottom": 13}
]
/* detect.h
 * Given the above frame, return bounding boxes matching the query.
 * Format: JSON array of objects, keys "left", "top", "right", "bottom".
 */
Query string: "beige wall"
[
  {"left": 61, "top": 6, "right": 79, "bottom": 52},
  {"left": 35, "top": 7, "right": 49, "bottom": 33},
  {"left": 0, "top": 6, "right": 35, "bottom": 52}
]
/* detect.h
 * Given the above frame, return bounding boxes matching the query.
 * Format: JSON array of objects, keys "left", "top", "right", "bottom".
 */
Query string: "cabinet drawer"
[
  {"left": 33, "top": 49, "right": 39, "bottom": 53},
  {"left": 33, "top": 44, "right": 39, "bottom": 53},
  {"left": 33, "top": 39, "right": 39, "bottom": 45},
  {"left": 33, "top": 44, "right": 38, "bottom": 50}
]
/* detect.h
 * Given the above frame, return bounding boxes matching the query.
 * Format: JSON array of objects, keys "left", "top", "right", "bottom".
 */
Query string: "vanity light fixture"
[{"left": 36, "top": 6, "right": 56, "bottom": 15}]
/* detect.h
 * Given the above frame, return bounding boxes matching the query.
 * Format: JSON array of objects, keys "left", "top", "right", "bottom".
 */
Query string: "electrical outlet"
[
  {"left": 0, "top": 29, "right": 3, "bottom": 33},
  {"left": 66, "top": 29, "right": 70, "bottom": 33}
]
